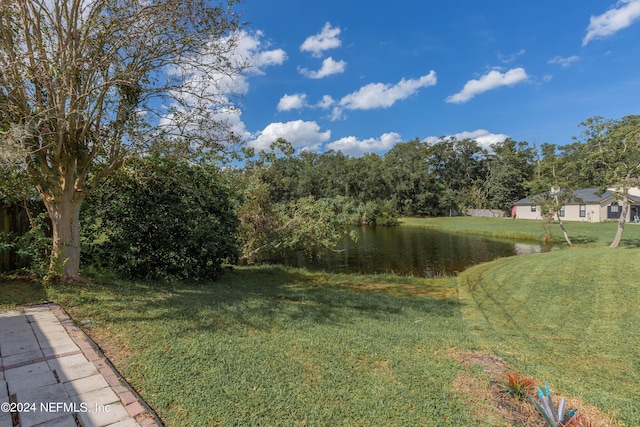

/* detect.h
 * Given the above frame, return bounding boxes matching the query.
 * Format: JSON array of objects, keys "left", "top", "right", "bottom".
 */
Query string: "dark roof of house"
[{"left": 514, "top": 187, "right": 640, "bottom": 206}]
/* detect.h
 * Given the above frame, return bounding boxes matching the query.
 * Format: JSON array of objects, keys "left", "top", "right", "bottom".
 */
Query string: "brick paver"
[{"left": 0, "top": 304, "right": 162, "bottom": 427}]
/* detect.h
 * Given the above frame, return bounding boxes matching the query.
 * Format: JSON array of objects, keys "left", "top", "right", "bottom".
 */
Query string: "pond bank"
[{"left": 401, "top": 216, "right": 640, "bottom": 247}]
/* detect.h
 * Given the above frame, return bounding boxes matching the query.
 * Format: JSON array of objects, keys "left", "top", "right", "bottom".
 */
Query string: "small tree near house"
[{"left": 529, "top": 143, "right": 575, "bottom": 247}]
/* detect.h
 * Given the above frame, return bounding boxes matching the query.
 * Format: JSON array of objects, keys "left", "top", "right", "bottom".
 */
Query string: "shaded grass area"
[
  {"left": 458, "top": 247, "right": 640, "bottom": 425},
  {"left": 34, "top": 267, "right": 478, "bottom": 426},
  {"left": 402, "top": 216, "right": 640, "bottom": 247},
  {"left": 0, "top": 276, "right": 50, "bottom": 307}
]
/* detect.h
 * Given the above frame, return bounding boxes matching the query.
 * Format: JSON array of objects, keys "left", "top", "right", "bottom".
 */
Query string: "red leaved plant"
[
  {"left": 562, "top": 413, "right": 593, "bottom": 427},
  {"left": 498, "top": 371, "right": 536, "bottom": 400}
]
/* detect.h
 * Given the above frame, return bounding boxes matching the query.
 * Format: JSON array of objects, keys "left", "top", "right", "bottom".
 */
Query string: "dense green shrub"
[
  {"left": 354, "top": 199, "right": 399, "bottom": 226},
  {"left": 83, "top": 156, "right": 238, "bottom": 280}
]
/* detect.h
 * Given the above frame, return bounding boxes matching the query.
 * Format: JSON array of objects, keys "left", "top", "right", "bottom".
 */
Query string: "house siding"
[
  {"left": 514, "top": 187, "right": 640, "bottom": 223},
  {"left": 514, "top": 203, "right": 602, "bottom": 222},
  {"left": 514, "top": 205, "right": 541, "bottom": 220}
]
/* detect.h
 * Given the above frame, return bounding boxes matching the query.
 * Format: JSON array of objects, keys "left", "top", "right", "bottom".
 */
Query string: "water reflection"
[
  {"left": 273, "top": 226, "right": 553, "bottom": 277},
  {"left": 514, "top": 242, "right": 548, "bottom": 255}
]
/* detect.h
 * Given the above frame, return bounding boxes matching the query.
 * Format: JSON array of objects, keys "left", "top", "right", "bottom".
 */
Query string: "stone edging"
[{"left": 45, "top": 303, "right": 164, "bottom": 427}]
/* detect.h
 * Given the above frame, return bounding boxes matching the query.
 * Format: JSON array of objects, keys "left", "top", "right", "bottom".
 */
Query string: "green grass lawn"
[
  {"left": 458, "top": 246, "right": 640, "bottom": 424},
  {"left": 2, "top": 217, "right": 639, "bottom": 425},
  {"left": 41, "top": 268, "right": 480, "bottom": 426},
  {"left": 402, "top": 216, "right": 640, "bottom": 247}
]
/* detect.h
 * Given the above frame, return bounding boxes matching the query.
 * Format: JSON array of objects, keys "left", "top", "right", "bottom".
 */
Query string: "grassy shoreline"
[
  {"left": 2, "top": 217, "right": 639, "bottom": 425},
  {"left": 401, "top": 216, "right": 640, "bottom": 247}
]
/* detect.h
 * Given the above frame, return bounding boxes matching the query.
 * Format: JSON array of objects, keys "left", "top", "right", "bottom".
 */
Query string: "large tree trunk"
[
  {"left": 610, "top": 195, "right": 629, "bottom": 248},
  {"left": 42, "top": 192, "right": 83, "bottom": 283}
]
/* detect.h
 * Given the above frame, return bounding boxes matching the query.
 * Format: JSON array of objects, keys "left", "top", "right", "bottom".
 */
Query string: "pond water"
[{"left": 274, "top": 225, "right": 553, "bottom": 277}]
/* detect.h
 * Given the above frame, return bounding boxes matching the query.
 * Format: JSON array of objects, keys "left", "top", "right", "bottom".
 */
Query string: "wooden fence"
[
  {"left": 1, "top": 202, "right": 43, "bottom": 272},
  {"left": 464, "top": 209, "right": 508, "bottom": 218}
]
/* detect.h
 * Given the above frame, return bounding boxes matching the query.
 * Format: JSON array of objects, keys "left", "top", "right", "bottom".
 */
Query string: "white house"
[{"left": 513, "top": 187, "right": 640, "bottom": 223}]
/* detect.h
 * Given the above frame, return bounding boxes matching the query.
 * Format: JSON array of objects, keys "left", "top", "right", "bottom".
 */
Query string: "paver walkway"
[{"left": 0, "top": 304, "right": 162, "bottom": 427}]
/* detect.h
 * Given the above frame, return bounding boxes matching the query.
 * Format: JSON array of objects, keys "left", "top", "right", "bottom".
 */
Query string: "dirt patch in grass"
[{"left": 439, "top": 348, "right": 623, "bottom": 427}]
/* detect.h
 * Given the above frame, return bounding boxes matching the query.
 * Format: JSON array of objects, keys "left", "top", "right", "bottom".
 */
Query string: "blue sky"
[{"left": 223, "top": 0, "right": 640, "bottom": 156}]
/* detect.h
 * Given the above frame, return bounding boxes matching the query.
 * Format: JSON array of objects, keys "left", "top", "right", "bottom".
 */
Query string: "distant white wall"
[
  {"left": 465, "top": 209, "right": 507, "bottom": 218},
  {"left": 514, "top": 205, "right": 542, "bottom": 220},
  {"left": 515, "top": 203, "right": 600, "bottom": 222}
]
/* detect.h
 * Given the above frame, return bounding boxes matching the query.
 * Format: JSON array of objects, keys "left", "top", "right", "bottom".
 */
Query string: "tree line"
[
  {"left": 3, "top": 114, "right": 640, "bottom": 281},
  {"left": 80, "top": 114, "right": 640, "bottom": 278},
  {"left": 246, "top": 136, "right": 535, "bottom": 218}
]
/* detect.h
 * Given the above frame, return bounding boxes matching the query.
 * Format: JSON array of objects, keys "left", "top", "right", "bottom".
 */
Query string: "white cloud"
[
  {"left": 249, "top": 120, "right": 331, "bottom": 151},
  {"left": 339, "top": 71, "right": 437, "bottom": 110},
  {"left": 424, "top": 129, "right": 509, "bottom": 151},
  {"left": 277, "top": 93, "right": 307, "bottom": 112},
  {"left": 445, "top": 68, "right": 528, "bottom": 104},
  {"left": 278, "top": 93, "right": 338, "bottom": 114},
  {"left": 159, "top": 30, "right": 285, "bottom": 143},
  {"left": 548, "top": 55, "right": 580, "bottom": 68},
  {"left": 316, "top": 95, "right": 335, "bottom": 109},
  {"left": 164, "top": 30, "right": 285, "bottom": 101},
  {"left": 299, "top": 57, "right": 347, "bottom": 79},
  {"left": 583, "top": 0, "right": 640, "bottom": 45},
  {"left": 498, "top": 49, "right": 526, "bottom": 64},
  {"left": 256, "top": 49, "right": 288, "bottom": 69},
  {"left": 300, "top": 22, "right": 342, "bottom": 57},
  {"left": 327, "top": 132, "right": 402, "bottom": 156},
  {"left": 329, "top": 106, "right": 344, "bottom": 121},
  {"left": 235, "top": 30, "right": 287, "bottom": 79},
  {"left": 453, "top": 130, "right": 509, "bottom": 150},
  {"left": 216, "top": 107, "right": 252, "bottom": 141}
]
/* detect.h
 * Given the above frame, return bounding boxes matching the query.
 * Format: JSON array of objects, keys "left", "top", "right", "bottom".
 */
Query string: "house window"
[
  {"left": 531, "top": 205, "right": 536, "bottom": 212},
  {"left": 608, "top": 202, "right": 621, "bottom": 219},
  {"left": 579, "top": 204, "right": 586, "bottom": 217},
  {"left": 559, "top": 206, "right": 565, "bottom": 217}
]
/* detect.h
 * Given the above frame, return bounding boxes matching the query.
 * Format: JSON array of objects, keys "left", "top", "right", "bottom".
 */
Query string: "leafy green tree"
[
  {"left": 556, "top": 142, "right": 591, "bottom": 189},
  {"left": 577, "top": 115, "right": 640, "bottom": 247},
  {"left": 267, "top": 155, "right": 304, "bottom": 203},
  {"left": 294, "top": 151, "right": 323, "bottom": 199},
  {"left": 382, "top": 139, "right": 438, "bottom": 216},
  {"left": 345, "top": 153, "right": 391, "bottom": 203},
  {"left": 484, "top": 138, "right": 535, "bottom": 210},
  {"left": 314, "top": 151, "right": 350, "bottom": 198},
  {"left": 83, "top": 156, "right": 238, "bottom": 280},
  {"left": 428, "top": 138, "right": 488, "bottom": 214},
  {"left": 0, "top": 0, "right": 244, "bottom": 282},
  {"left": 234, "top": 167, "right": 276, "bottom": 264}
]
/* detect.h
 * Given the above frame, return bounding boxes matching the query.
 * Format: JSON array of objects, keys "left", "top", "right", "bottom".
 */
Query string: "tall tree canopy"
[
  {"left": 484, "top": 138, "right": 534, "bottom": 210},
  {"left": 577, "top": 115, "right": 640, "bottom": 247},
  {"left": 0, "top": 0, "right": 245, "bottom": 282}
]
